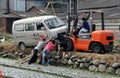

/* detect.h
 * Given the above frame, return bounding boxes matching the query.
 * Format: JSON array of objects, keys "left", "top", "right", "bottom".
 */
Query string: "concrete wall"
[
  {"left": 0, "top": 0, "right": 6, "bottom": 13},
  {"left": 0, "top": 0, "right": 6, "bottom": 10},
  {"left": 9, "top": 0, "right": 26, "bottom": 11},
  {"left": 0, "top": 0, "right": 26, "bottom": 12},
  {"left": 0, "top": 0, "right": 46, "bottom": 12}
]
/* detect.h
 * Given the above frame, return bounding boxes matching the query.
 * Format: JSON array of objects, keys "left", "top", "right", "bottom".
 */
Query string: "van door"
[
  {"left": 35, "top": 22, "right": 48, "bottom": 42},
  {"left": 24, "top": 22, "right": 38, "bottom": 46}
]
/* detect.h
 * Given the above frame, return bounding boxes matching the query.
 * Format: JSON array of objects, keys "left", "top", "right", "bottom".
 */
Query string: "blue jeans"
[{"left": 42, "top": 50, "right": 50, "bottom": 65}]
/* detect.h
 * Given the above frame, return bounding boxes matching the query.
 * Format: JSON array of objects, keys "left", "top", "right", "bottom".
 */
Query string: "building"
[{"left": 0, "top": 0, "right": 120, "bottom": 40}]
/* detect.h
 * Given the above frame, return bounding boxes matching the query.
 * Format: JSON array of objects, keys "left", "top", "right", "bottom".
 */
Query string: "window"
[
  {"left": 36, "top": 23, "right": 44, "bottom": 30},
  {"left": 44, "top": 17, "right": 65, "bottom": 29},
  {"left": 25, "top": 23, "right": 35, "bottom": 31},
  {"left": 14, "top": 24, "right": 24, "bottom": 31}
]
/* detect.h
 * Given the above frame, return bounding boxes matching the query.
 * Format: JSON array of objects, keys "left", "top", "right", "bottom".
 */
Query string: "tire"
[
  {"left": 19, "top": 42, "right": 26, "bottom": 51},
  {"left": 66, "top": 38, "right": 74, "bottom": 51},
  {"left": 90, "top": 43, "right": 104, "bottom": 54}
]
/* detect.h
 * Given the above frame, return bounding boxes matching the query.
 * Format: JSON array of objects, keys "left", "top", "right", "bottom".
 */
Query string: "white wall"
[
  {"left": 0, "top": 0, "right": 45, "bottom": 12},
  {"left": 10, "top": 0, "right": 26, "bottom": 12},
  {"left": 0, "top": 0, "right": 6, "bottom": 9}
]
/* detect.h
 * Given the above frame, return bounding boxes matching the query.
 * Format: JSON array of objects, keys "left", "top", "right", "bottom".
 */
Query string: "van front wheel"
[{"left": 19, "top": 43, "right": 26, "bottom": 51}]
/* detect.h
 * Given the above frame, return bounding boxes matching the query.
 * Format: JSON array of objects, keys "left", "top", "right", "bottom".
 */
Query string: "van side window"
[
  {"left": 36, "top": 23, "right": 44, "bottom": 30},
  {"left": 25, "top": 23, "right": 35, "bottom": 31},
  {"left": 14, "top": 24, "right": 24, "bottom": 31}
]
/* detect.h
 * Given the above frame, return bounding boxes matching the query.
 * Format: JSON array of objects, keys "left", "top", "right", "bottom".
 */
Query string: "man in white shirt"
[{"left": 28, "top": 38, "right": 47, "bottom": 64}]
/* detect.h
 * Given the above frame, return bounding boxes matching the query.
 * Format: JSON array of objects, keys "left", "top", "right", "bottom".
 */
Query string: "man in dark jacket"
[{"left": 78, "top": 17, "right": 90, "bottom": 37}]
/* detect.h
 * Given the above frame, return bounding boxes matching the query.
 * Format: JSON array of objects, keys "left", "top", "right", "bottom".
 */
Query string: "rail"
[{"left": 95, "top": 23, "right": 120, "bottom": 31}]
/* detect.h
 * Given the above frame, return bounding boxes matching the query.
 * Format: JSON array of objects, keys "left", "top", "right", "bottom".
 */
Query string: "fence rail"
[{"left": 95, "top": 23, "right": 120, "bottom": 40}]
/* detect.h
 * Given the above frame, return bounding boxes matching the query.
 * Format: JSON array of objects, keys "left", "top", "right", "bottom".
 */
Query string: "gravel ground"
[
  {"left": 1, "top": 66, "right": 65, "bottom": 78},
  {"left": 0, "top": 58, "right": 119, "bottom": 78}
]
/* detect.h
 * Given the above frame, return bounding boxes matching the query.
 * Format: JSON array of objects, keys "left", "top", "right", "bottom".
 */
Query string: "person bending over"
[{"left": 42, "top": 39, "right": 56, "bottom": 65}]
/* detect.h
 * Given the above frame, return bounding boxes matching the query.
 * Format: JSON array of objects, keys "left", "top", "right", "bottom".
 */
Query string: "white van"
[{"left": 12, "top": 15, "right": 67, "bottom": 50}]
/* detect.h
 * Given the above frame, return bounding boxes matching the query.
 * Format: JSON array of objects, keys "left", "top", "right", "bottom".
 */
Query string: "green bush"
[{"left": 5, "top": 34, "right": 13, "bottom": 42}]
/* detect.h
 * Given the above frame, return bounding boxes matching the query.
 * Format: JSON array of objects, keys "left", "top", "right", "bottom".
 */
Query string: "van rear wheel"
[{"left": 19, "top": 43, "right": 26, "bottom": 51}]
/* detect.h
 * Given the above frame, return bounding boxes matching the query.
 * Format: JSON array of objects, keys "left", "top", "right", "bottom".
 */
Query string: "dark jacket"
[{"left": 82, "top": 21, "right": 90, "bottom": 31}]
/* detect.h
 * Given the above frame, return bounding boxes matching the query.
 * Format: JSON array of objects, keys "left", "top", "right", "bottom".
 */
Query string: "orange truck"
[
  {"left": 57, "top": 0, "right": 114, "bottom": 54},
  {"left": 61, "top": 10, "right": 115, "bottom": 54},
  {"left": 67, "top": 30, "right": 114, "bottom": 54}
]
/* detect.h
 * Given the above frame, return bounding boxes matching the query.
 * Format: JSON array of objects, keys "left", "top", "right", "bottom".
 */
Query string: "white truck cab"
[{"left": 12, "top": 15, "right": 67, "bottom": 50}]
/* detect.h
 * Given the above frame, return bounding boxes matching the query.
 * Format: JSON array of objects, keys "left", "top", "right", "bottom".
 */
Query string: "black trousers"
[{"left": 28, "top": 49, "right": 38, "bottom": 64}]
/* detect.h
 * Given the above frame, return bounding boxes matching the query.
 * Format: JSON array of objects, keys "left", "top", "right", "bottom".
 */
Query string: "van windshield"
[{"left": 44, "top": 17, "right": 66, "bottom": 29}]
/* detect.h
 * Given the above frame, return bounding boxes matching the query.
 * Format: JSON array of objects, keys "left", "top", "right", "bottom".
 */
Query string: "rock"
[
  {"left": 56, "top": 59, "right": 61, "bottom": 64},
  {"left": 68, "top": 59, "right": 74, "bottom": 65},
  {"left": 106, "top": 67, "right": 115, "bottom": 74},
  {"left": 8, "top": 53, "right": 16, "bottom": 58},
  {"left": 50, "top": 58, "right": 56, "bottom": 65},
  {"left": 112, "top": 63, "right": 120, "bottom": 69},
  {"left": 93, "top": 59, "right": 100, "bottom": 66},
  {"left": 0, "top": 51, "right": 8, "bottom": 55},
  {"left": 98, "top": 64, "right": 107, "bottom": 72},
  {"left": 89, "top": 65, "right": 98, "bottom": 71},
  {"left": 19, "top": 53, "right": 25, "bottom": 58},
  {"left": 15, "top": 52, "right": 19, "bottom": 55},
  {"left": 64, "top": 54, "right": 71, "bottom": 60},
  {"left": 86, "top": 57, "right": 92, "bottom": 62},
  {"left": 72, "top": 58, "right": 78, "bottom": 62},
  {"left": 116, "top": 68, "right": 120, "bottom": 75},
  {"left": 81, "top": 57, "right": 87, "bottom": 63},
  {"left": 54, "top": 55, "right": 61, "bottom": 60},
  {"left": 73, "top": 61, "right": 79, "bottom": 68},
  {"left": 77, "top": 59, "right": 83, "bottom": 63},
  {"left": 70, "top": 55, "right": 77, "bottom": 59},
  {"left": 73, "top": 64, "right": 78, "bottom": 68},
  {"left": 106, "top": 63, "right": 110, "bottom": 67},
  {"left": 60, "top": 59, "right": 68, "bottom": 65},
  {"left": 89, "top": 60, "right": 93, "bottom": 65},
  {"left": 2, "top": 54, "right": 8, "bottom": 58},
  {"left": 84, "top": 63, "right": 90, "bottom": 68},
  {"left": 79, "top": 63, "right": 84, "bottom": 69},
  {"left": 100, "top": 60, "right": 107, "bottom": 65}
]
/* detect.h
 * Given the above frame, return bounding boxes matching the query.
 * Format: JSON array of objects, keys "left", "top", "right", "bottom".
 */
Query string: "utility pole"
[
  {"left": 67, "top": 0, "right": 72, "bottom": 34},
  {"left": 25, "top": 0, "right": 27, "bottom": 11},
  {"left": 101, "top": 12, "right": 105, "bottom": 30},
  {"left": 73, "top": 0, "right": 78, "bottom": 29},
  {"left": 6, "top": 0, "right": 10, "bottom": 14}
]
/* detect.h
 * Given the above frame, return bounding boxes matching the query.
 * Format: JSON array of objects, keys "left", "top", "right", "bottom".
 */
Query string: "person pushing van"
[
  {"left": 42, "top": 39, "right": 56, "bottom": 65},
  {"left": 28, "top": 37, "right": 53, "bottom": 64}
]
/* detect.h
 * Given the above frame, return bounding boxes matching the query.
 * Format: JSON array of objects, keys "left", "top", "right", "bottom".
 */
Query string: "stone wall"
[{"left": 51, "top": 54, "right": 120, "bottom": 75}]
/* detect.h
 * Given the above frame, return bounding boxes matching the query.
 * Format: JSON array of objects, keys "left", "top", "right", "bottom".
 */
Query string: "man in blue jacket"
[{"left": 78, "top": 17, "right": 90, "bottom": 37}]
